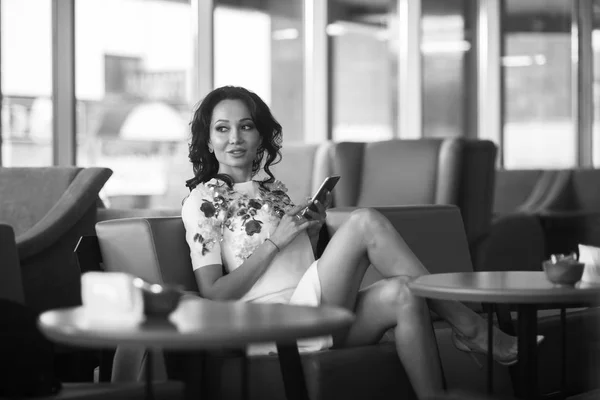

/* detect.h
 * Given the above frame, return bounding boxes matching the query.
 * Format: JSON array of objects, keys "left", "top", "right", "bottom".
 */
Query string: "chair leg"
[{"left": 99, "top": 349, "right": 116, "bottom": 382}]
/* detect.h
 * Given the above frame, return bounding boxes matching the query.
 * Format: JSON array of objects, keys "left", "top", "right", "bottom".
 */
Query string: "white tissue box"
[
  {"left": 578, "top": 244, "right": 600, "bottom": 284},
  {"left": 81, "top": 272, "right": 144, "bottom": 325}
]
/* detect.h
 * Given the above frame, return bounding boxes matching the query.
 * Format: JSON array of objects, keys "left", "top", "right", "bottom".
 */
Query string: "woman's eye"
[
  {"left": 215, "top": 126, "right": 228, "bottom": 133},
  {"left": 242, "top": 124, "right": 255, "bottom": 130}
]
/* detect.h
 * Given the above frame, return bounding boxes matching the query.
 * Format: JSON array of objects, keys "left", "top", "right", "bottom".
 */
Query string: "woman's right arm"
[
  {"left": 183, "top": 191, "right": 317, "bottom": 300},
  {"left": 193, "top": 239, "right": 280, "bottom": 300}
]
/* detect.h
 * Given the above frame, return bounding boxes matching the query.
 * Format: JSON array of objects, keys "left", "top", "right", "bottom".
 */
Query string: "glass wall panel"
[
  {"left": 329, "top": 0, "right": 393, "bottom": 142},
  {"left": 502, "top": 0, "right": 574, "bottom": 168},
  {"left": 593, "top": 2, "right": 600, "bottom": 166},
  {"left": 214, "top": 0, "right": 304, "bottom": 144},
  {"left": 75, "top": 0, "right": 193, "bottom": 209},
  {"left": 1, "top": 0, "right": 53, "bottom": 166},
  {"left": 422, "top": 0, "right": 469, "bottom": 138}
]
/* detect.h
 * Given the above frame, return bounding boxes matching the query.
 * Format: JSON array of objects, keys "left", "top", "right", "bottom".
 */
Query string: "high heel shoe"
[{"left": 451, "top": 331, "right": 544, "bottom": 367}]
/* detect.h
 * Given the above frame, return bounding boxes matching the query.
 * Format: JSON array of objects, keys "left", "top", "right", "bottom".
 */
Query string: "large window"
[
  {"left": 1, "top": 0, "right": 53, "bottom": 166},
  {"left": 422, "top": 0, "right": 470, "bottom": 138},
  {"left": 214, "top": 0, "right": 304, "bottom": 144},
  {"left": 329, "top": 0, "right": 394, "bottom": 142},
  {"left": 501, "top": 0, "right": 574, "bottom": 168},
  {"left": 75, "top": 0, "right": 193, "bottom": 209}
]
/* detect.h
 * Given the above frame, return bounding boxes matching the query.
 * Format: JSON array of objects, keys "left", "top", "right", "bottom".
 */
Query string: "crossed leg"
[{"left": 315, "top": 208, "right": 515, "bottom": 399}]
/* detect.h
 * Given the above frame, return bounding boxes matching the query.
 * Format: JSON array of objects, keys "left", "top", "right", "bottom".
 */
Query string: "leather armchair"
[
  {"left": 94, "top": 206, "right": 515, "bottom": 400},
  {"left": 535, "top": 169, "right": 600, "bottom": 255},
  {"left": 494, "top": 169, "right": 571, "bottom": 216},
  {"left": 492, "top": 169, "right": 572, "bottom": 262},
  {"left": 0, "top": 167, "right": 113, "bottom": 313},
  {"left": 313, "top": 138, "right": 545, "bottom": 273}
]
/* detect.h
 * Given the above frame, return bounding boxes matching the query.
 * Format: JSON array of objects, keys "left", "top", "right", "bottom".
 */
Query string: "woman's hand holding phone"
[
  {"left": 301, "top": 175, "right": 340, "bottom": 220},
  {"left": 271, "top": 176, "right": 339, "bottom": 251},
  {"left": 304, "top": 194, "right": 330, "bottom": 239},
  {"left": 270, "top": 202, "right": 321, "bottom": 250}
]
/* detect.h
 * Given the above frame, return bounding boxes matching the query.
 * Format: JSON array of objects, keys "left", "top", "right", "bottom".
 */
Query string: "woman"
[{"left": 182, "top": 86, "right": 520, "bottom": 399}]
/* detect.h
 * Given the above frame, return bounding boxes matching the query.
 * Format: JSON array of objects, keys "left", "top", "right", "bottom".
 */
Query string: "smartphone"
[{"left": 300, "top": 175, "right": 341, "bottom": 219}]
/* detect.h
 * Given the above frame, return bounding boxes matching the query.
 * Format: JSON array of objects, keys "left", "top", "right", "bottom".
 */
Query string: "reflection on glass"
[
  {"left": 214, "top": 1, "right": 304, "bottom": 144},
  {"left": 330, "top": 0, "right": 393, "bottom": 142},
  {"left": 593, "top": 2, "right": 600, "bottom": 166},
  {"left": 422, "top": 0, "right": 469, "bottom": 138},
  {"left": 75, "top": 0, "right": 193, "bottom": 209},
  {"left": 502, "top": 0, "right": 574, "bottom": 168},
  {"left": 1, "top": 0, "right": 53, "bottom": 166}
]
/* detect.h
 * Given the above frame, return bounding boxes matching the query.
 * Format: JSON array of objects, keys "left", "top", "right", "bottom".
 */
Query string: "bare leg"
[
  {"left": 316, "top": 209, "right": 447, "bottom": 398},
  {"left": 337, "top": 277, "right": 445, "bottom": 398},
  {"left": 317, "top": 210, "right": 516, "bottom": 368}
]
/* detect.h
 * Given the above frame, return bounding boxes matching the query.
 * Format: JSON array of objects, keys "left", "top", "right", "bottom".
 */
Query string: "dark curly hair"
[{"left": 185, "top": 86, "right": 283, "bottom": 190}]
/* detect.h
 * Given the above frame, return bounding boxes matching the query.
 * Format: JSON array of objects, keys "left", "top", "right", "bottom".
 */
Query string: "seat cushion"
[{"left": 197, "top": 325, "right": 513, "bottom": 400}]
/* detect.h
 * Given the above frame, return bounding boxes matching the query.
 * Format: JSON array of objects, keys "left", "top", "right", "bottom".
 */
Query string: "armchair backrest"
[
  {"left": 494, "top": 169, "right": 574, "bottom": 214},
  {"left": 494, "top": 169, "right": 546, "bottom": 215},
  {"left": 265, "top": 142, "right": 330, "bottom": 205},
  {"left": 96, "top": 217, "right": 197, "bottom": 291},
  {"left": 323, "top": 139, "right": 463, "bottom": 207},
  {"left": 318, "top": 138, "right": 497, "bottom": 247},
  {"left": 0, "top": 167, "right": 82, "bottom": 236},
  {"left": 0, "top": 167, "right": 113, "bottom": 237}
]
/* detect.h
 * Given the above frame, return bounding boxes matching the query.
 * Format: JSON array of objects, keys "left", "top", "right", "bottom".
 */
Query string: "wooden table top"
[
  {"left": 38, "top": 296, "right": 354, "bottom": 349},
  {"left": 408, "top": 271, "right": 600, "bottom": 304}
]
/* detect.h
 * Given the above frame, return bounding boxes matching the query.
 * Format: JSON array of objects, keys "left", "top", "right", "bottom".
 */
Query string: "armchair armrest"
[
  {"left": 0, "top": 223, "right": 25, "bottom": 303},
  {"left": 326, "top": 205, "right": 474, "bottom": 276},
  {"left": 96, "top": 207, "right": 180, "bottom": 223},
  {"left": 17, "top": 168, "right": 112, "bottom": 260}
]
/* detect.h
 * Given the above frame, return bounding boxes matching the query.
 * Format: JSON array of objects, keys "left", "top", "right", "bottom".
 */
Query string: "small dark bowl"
[
  {"left": 542, "top": 261, "right": 585, "bottom": 286},
  {"left": 133, "top": 278, "right": 184, "bottom": 317}
]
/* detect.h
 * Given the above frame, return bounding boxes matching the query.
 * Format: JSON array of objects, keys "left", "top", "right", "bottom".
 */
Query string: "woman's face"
[{"left": 208, "top": 99, "right": 262, "bottom": 182}]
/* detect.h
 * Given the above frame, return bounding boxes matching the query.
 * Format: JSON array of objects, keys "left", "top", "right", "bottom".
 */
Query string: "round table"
[
  {"left": 38, "top": 296, "right": 354, "bottom": 400},
  {"left": 408, "top": 271, "right": 600, "bottom": 399}
]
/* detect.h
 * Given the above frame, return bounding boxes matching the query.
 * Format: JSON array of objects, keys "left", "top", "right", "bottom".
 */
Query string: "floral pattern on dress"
[{"left": 192, "top": 178, "right": 294, "bottom": 266}]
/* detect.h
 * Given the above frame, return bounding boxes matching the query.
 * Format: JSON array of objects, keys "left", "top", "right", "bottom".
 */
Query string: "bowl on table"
[
  {"left": 133, "top": 278, "right": 185, "bottom": 317},
  {"left": 542, "top": 260, "right": 585, "bottom": 286}
]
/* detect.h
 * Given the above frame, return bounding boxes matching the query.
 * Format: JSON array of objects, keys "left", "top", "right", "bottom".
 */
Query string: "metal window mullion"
[
  {"left": 303, "top": 0, "right": 328, "bottom": 143},
  {"left": 574, "top": 0, "right": 593, "bottom": 167},
  {"left": 191, "top": 0, "right": 214, "bottom": 104},
  {"left": 396, "top": 0, "right": 422, "bottom": 139},
  {"left": 477, "top": 0, "right": 502, "bottom": 165},
  {"left": 52, "top": 0, "right": 76, "bottom": 166}
]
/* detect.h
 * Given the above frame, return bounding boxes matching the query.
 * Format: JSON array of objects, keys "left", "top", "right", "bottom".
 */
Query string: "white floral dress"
[{"left": 181, "top": 178, "right": 333, "bottom": 354}]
